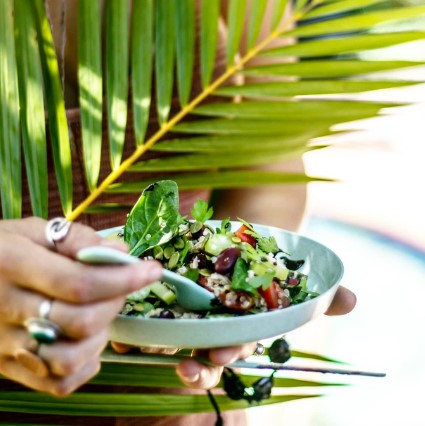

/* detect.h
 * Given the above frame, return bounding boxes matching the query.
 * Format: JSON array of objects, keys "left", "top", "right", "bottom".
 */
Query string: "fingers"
[
  {"left": 110, "top": 342, "right": 179, "bottom": 355},
  {"left": 0, "top": 355, "right": 101, "bottom": 397},
  {"left": 0, "top": 217, "right": 127, "bottom": 255},
  {"left": 176, "top": 358, "right": 223, "bottom": 389},
  {"left": 325, "top": 286, "right": 357, "bottom": 316},
  {"left": 0, "top": 323, "right": 106, "bottom": 392},
  {"left": 39, "top": 329, "right": 109, "bottom": 376},
  {"left": 0, "top": 231, "right": 162, "bottom": 303},
  {"left": 0, "top": 324, "right": 108, "bottom": 375},
  {"left": 208, "top": 343, "right": 257, "bottom": 366},
  {"left": 176, "top": 343, "right": 257, "bottom": 389},
  {"left": 0, "top": 283, "right": 131, "bottom": 340}
]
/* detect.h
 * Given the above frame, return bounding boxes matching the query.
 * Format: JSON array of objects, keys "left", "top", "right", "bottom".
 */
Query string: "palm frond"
[
  {"left": 0, "top": 390, "right": 318, "bottom": 416},
  {"left": 3, "top": 0, "right": 425, "bottom": 223}
]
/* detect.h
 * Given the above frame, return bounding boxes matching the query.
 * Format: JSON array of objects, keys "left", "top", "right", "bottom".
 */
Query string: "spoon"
[{"left": 76, "top": 246, "right": 216, "bottom": 311}]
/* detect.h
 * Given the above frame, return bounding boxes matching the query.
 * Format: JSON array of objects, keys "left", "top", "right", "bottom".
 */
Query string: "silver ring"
[
  {"left": 45, "top": 217, "right": 72, "bottom": 248},
  {"left": 253, "top": 342, "right": 265, "bottom": 356},
  {"left": 24, "top": 299, "right": 63, "bottom": 344}
]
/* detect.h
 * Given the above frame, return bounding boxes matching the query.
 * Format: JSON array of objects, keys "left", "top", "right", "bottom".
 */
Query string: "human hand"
[
  {"left": 175, "top": 285, "right": 356, "bottom": 387},
  {"left": 112, "top": 285, "right": 357, "bottom": 390},
  {"left": 0, "top": 217, "right": 162, "bottom": 396}
]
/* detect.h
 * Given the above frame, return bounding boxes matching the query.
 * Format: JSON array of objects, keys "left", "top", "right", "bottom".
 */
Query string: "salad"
[{"left": 118, "top": 180, "right": 317, "bottom": 319}]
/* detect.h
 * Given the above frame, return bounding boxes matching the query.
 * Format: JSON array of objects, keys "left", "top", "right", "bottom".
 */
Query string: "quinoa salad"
[{"left": 118, "top": 181, "right": 317, "bottom": 320}]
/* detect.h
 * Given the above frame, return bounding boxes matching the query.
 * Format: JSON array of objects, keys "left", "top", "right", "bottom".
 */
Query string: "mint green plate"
[{"left": 101, "top": 221, "right": 344, "bottom": 349}]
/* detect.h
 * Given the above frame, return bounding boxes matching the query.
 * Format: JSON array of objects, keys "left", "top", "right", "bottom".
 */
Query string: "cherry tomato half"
[
  {"left": 258, "top": 281, "right": 280, "bottom": 310},
  {"left": 235, "top": 225, "right": 256, "bottom": 248}
]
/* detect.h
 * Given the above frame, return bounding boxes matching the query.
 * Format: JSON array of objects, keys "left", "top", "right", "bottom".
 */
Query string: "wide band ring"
[
  {"left": 24, "top": 299, "right": 63, "bottom": 344},
  {"left": 45, "top": 217, "right": 72, "bottom": 248}
]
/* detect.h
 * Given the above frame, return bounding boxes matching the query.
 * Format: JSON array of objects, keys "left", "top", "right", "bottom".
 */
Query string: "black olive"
[
  {"left": 192, "top": 252, "right": 212, "bottom": 269},
  {"left": 191, "top": 225, "right": 206, "bottom": 240},
  {"left": 214, "top": 247, "right": 241, "bottom": 274},
  {"left": 282, "top": 256, "right": 305, "bottom": 271},
  {"left": 268, "top": 338, "right": 291, "bottom": 363},
  {"left": 158, "top": 310, "right": 175, "bottom": 319}
]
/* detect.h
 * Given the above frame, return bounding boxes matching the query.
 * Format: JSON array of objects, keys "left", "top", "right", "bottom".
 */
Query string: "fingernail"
[
  {"left": 181, "top": 372, "right": 200, "bottom": 383},
  {"left": 15, "top": 349, "right": 49, "bottom": 378}
]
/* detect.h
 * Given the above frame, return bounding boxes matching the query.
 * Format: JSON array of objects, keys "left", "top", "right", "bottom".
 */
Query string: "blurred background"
[{"left": 246, "top": 21, "right": 425, "bottom": 426}]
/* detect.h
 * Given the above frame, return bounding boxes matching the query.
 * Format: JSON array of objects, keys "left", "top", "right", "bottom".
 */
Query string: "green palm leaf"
[
  {"left": 106, "top": 171, "right": 331, "bottom": 194},
  {"left": 190, "top": 100, "right": 400, "bottom": 120},
  {"left": 226, "top": 0, "right": 247, "bottom": 66},
  {"left": 106, "top": 0, "right": 130, "bottom": 170},
  {"left": 176, "top": 0, "right": 195, "bottom": 107},
  {"left": 78, "top": 0, "right": 102, "bottom": 191},
  {"left": 290, "top": 4, "right": 425, "bottom": 37},
  {"left": 304, "top": 0, "right": 385, "bottom": 19},
  {"left": 15, "top": 0, "right": 47, "bottom": 218},
  {"left": 272, "top": 0, "right": 290, "bottom": 30},
  {"left": 0, "top": 391, "right": 318, "bottom": 416},
  {"left": 244, "top": 60, "right": 424, "bottom": 78},
  {"left": 215, "top": 80, "right": 414, "bottom": 98},
  {"left": 131, "top": 0, "right": 154, "bottom": 145},
  {"left": 33, "top": 0, "right": 73, "bottom": 217},
  {"left": 260, "top": 31, "right": 425, "bottom": 58},
  {"left": 200, "top": 0, "right": 220, "bottom": 88},
  {"left": 130, "top": 146, "right": 323, "bottom": 172},
  {"left": 155, "top": 0, "right": 176, "bottom": 125},
  {"left": 0, "top": 0, "right": 21, "bottom": 219},
  {"left": 247, "top": 0, "right": 268, "bottom": 49}
]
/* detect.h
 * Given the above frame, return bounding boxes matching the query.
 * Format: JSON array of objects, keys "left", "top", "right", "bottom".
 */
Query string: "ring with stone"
[
  {"left": 45, "top": 217, "right": 72, "bottom": 249},
  {"left": 24, "top": 299, "right": 63, "bottom": 344},
  {"left": 253, "top": 342, "right": 265, "bottom": 356}
]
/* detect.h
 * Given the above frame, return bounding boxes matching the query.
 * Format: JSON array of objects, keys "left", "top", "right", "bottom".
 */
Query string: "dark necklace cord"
[{"left": 207, "top": 390, "right": 224, "bottom": 426}]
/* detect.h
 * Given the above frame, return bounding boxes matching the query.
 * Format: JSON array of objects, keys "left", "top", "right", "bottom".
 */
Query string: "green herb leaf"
[
  {"left": 257, "top": 236, "right": 280, "bottom": 254},
  {"left": 124, "top": 180, "right": 182, "bottom": 257},
  {"left": 190, "top": 199, "right": 214, "bottom": 223},
  {"left": 248, "top": 272, "right": 274, "bottom": 290},
  {"left": 184, "top": 268, "right": 199, "bottom": 283},
  {"left": 231, "top": 258, "right": 251, "bottom": 292},
  {"left": 219, "top": 218, "right": 231, "bottom": 234}
]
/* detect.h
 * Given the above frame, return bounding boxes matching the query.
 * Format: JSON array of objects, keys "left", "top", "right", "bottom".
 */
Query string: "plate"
[{"left": 101, "top": 221, "right": 344, "bottom": 349}]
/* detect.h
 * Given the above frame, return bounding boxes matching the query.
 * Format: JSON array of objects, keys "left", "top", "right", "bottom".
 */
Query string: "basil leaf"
[
  {"left": 231, "top": 257, "right": 251, "bottom": 292},
  {"left": 124, "top": 180, "right": 182, "bottom": 256}
]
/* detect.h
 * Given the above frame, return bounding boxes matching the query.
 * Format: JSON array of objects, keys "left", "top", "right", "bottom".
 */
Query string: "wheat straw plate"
[{"left": 100, "top": 221, "right": 344, "bottom": 349}]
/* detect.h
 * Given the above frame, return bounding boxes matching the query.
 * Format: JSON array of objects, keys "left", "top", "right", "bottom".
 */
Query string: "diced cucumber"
[
  {"left": 250, "top": 260, "right": 289, "bottom": 281},
  {"left": 273, "top": 262, "right": 289, "bottom": 281},
  {"left": 148, "top": 281, "right": 176, "bottom": 304},
  {"left": 204, "top": 234, "right": 234, "bottom": 256},
  {"left": 251, "top": 261, "right": 274, "bottom": 276},
  {"left": 126, "top": 287, "right": 150, "bottom": 302}
]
